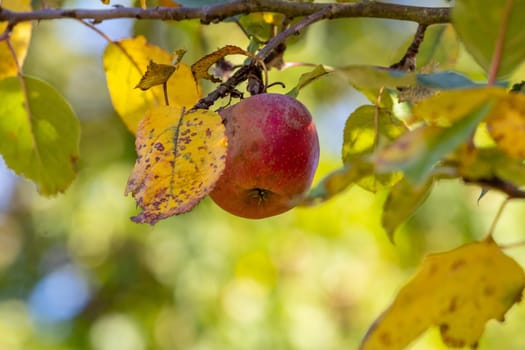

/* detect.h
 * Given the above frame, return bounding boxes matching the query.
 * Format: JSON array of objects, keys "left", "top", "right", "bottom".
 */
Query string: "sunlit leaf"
[
  {"left": 287, "top": 65, "right": 330, "bottom": 98},
  {"left": 125, "top": 106, "right": 227, "bottom": 224},
  {"left": 486, "top": 92, "right": 525, "bottom": 158},
  {"left": 342, "top": 105, "right": 407, "bottom": 192},
  {"left": 0, "top": 0, "right": 32, "bottom": 80},
  {"left": 360, "top": 240, "right": 525, "bottom": 350},
  {"left": 452, "top": 0, "right": 525, "bottom": 78},
  {"left": 191, "top": 45, "right": 252, "bottom": 82},
  {"left": 103, "top": 36, "right": 201, "bottom": 134},
  {"left": 0, "top": 76, "right": 80, "bottom": 195},
  {"left": 412, "top": 87, "right": 504, "bottom": 126},
  {"left": 381, "top": 178, "right": 433, "bottom": 241},
  {"left": 375, "top": 102, "right": 492, "bottom": 184},
  {"left": 299, "top": 161, "right": 373, "bottom": 206}
]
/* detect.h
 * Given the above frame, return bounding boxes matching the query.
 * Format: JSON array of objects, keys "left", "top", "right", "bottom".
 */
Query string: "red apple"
[{"left": 209, "top": 93, "right": 320, "bottom": 219}]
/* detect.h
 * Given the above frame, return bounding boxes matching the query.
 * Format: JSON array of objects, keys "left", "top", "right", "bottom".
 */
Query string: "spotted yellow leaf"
[
  {"left": 486, "top": 92, "right": 525, "bottom": 158},
  {"left": 360, "top": 240, "right": 525, "bottom": 350},
  {"left": 191, "top": 45, "right": 252, "bottom": 82},
  {"left": 125, "top": 106, "right": 227, "bottom": 224},
  {"left": 0, "top": 0, "right": 32, "bottom": 79},
  {"left": 103, "top": 36, "right": 201, "bottom": 134}
]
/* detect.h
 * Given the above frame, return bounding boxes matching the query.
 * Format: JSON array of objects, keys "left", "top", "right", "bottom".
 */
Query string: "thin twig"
[
  {"left": 464, "top": 177, "right": 525, "bottom": 199},
  {"left": 390, "top": 23, "right": 428, "bottom": 71}
]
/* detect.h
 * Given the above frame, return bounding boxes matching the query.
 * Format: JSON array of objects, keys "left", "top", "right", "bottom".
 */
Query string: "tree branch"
[
  {"left": 0, "top": 1, "right": 450, "bottom": 26},
  {"left": 463, "top": 177, "right": 525, "bottom": 199}
]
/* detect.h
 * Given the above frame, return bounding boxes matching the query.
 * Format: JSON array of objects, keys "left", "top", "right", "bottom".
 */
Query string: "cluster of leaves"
[
  {"left": 296, "top": 1, "right": 525, "bottom": 348},
  {"left": 2, "top": 0, "right": 525, "bottom": 349}
]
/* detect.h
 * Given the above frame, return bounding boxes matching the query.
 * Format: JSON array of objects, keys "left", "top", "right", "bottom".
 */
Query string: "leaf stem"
[
  {"left": 487, "top": 0, "right": 514, "bottom": 85},
  {"left": 162, "top": 82, "right": 169, "bottom": 106}
]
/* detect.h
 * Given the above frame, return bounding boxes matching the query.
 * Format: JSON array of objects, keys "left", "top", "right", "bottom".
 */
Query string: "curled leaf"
[
  {"left": 135, "top": 60, "right": 177, "bottom": 91},
  {"left": 125, "top": 106, "right": 227, "bottom": 224},
  {"left": 191, "top": 45, "right": 252, "bottom": 82}
]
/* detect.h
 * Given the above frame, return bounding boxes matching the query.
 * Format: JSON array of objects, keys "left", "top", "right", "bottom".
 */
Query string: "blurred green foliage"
[{"left": 2, "top": 1, "right": 525, "bottom": 349}]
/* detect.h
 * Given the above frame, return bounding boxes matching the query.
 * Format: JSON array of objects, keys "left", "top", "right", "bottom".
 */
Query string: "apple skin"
[{"left": 209, "top": 93, "right": 320, "bottom": 219}]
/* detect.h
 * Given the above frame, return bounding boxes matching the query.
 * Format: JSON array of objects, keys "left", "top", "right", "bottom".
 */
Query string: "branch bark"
[{"left": 0, "top": 1, "right": 450, "bottom": 26}]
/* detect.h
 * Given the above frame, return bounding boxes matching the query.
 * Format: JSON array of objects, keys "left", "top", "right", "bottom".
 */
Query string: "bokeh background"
[{"left": 2, "top": 0, "right": 525, "bottom": 349}]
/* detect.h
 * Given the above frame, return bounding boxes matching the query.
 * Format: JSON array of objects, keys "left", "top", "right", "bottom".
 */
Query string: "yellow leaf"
[
  {"left": 125, "top": 106, "right": 227, "bottom": 224},
  {"left": 487, "top": 92, "right": 525, "bottom": 158},
  {"left": 360, "top": 240, "right": 525, "bottom": 350},
  {"left": 103, "top": 36, "right": 201, "bottom": 134},
  {"left": 191, "top": 45, "right": 252, "bottom": 82},
  {"left": 412, "top": 87, "right": 505, "bottom": 126},
  {"left": 0, "top": 0, "right": 32, "bottom": 79}
]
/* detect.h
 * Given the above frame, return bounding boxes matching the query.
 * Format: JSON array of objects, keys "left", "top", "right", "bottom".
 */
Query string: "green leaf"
[
  {"left": 452, "top": 0, "right": 525, "bottom": 78},
  {"left": 381, "top": 178, "right": 433, "bottom": 242},
  {"left": 287, "top": 65, "right": 330, "bottom": 98},
  {"left": 342, "top": 105, "right": 407, "bottom": 192},
  {"left": 0, "top": 76, "right": 80, "bottom": 195},
  {"left": 375, "top": 102, "right": 492, "bottom": 184}
]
